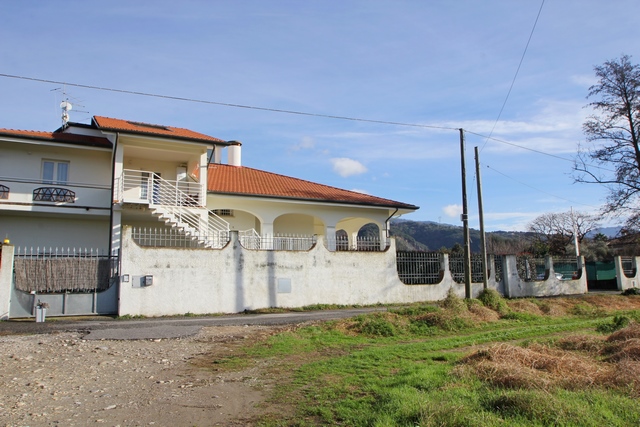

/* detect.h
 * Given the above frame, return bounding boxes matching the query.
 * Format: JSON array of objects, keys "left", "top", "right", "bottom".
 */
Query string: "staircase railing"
[
  {"left": 239, "top": 229, "right": 261, "bottom": 249},
  {"left": 119, "top": 169, "right": 229, "bottom": 247},
  {"left": 119, "top": 169, "right": 204, "bottom": 206}
]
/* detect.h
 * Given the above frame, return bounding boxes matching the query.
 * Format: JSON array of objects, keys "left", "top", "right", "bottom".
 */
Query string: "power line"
[
  {"left": 481, "top": 0, "right": 545, "bottom": 151},
  {"left": 485, "top": 164, "right": 600, "bottom": 209},
  {"left": 467, "top": 129, "right": 616, "bottom": 173},
  {"left": 0, "top": 73, "right": 458, "bottom": 132},
  {"left": 0, "top": 72, "right": 613, "bottom": 173}
]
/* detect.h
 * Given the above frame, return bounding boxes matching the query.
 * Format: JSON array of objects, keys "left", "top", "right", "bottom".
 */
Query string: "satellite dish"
[{"left": 60, "top": 100, "right": 72, "bottom": 111}]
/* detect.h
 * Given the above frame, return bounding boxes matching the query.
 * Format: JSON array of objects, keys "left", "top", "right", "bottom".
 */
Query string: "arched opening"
[{"left": 334, "top": 219, "right": 386, "bottom": 251}]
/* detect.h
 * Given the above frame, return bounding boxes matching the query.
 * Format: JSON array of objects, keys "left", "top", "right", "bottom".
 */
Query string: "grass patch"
[{"left": 199, "top": 295, "right": 640, "bottom": 426}]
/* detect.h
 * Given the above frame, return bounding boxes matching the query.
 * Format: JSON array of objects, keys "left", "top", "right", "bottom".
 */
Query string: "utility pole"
[
  {"left": 475, "top": 146, "right": 488, "bottom": 289},
  {"left": 571, "top": 207, "right": 580, "bottom": 256},
  {"left": 459, "top": 129, "right": 472, "bottom": 299}
]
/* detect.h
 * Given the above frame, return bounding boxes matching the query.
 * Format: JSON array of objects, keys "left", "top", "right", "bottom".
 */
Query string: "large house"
[
  {"left": 0, "top": 116, "right": 418, "bottom": 253},
  {"left": 0, "top": 114, "right": 602, "bottom": 319},
  {"left": 0, "top": 115, "right": 426, "bottom": 318}
]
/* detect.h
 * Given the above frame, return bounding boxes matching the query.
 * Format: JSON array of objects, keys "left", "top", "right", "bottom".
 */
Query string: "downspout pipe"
[
  {"left": 107, "top": 132, "right": 119, "bottom": 259},
  {"left": 385, "top": 208, "right": 399, "bottom": 238}
]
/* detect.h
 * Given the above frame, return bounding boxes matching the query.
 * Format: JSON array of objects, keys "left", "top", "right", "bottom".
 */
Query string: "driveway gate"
[{"left": 10, "top": 248, "right": 119, "bottom": 318}]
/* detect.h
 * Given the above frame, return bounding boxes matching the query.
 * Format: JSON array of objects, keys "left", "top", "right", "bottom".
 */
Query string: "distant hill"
[
  {"left": 587, "top": 226, "right": 621, "bottom": 238},
  {"left": 389, "top": 219, "right": 528, "bottom": 252}
]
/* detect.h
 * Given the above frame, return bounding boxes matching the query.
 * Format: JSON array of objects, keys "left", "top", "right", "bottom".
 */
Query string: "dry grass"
[
  {"left": 507, "top": 299, "right": 544, "bottom": 315},
  {"left": 603, "top": 323, "right": 640, "bottom": 362},
  {"left": 460, "top": 323, "right": 640, "bottom": 397},
  {"left": 467, "top": 303, "right": 501, "bottom": 322},
  {"left": 555, "top": 334, "right": 606, "bottom": 353}
]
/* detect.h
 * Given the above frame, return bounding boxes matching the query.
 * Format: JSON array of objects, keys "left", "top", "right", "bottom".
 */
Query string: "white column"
[
  {"left": 111, "top": 209, "right": 122, "bottom": 255},
  {"left": 261, "top": 222, "right": 274, "bottom": 250},
  {"left": 325, "top": 225, "right": 336, "bottom": 251},
  {"left": 0, "top": 244, "right": 15, "bottom": 319},
  {"left": 113, "top": 143, "right": 124, "bottom": 202}
]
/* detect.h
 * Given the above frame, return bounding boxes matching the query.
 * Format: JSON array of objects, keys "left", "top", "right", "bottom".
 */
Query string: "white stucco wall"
[
  {"left": 0, "top": 244, "right": 14, "bottom": 320},
  {"left": 118, "top": 227, "right": 478, "bottom": 316},
  {"left": 615, "top": 256, "right": 640, "bottom": 291},
  {"left": 0, "top": 141, "right": 112, "bottom": 211},
  {"left": 0, "top": 214, "right": 110, "bottom": 250}
]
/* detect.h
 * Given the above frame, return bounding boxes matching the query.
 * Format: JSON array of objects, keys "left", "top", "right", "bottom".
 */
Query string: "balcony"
[
  {"left": 115, "top": 169, "right": 205, "bottom": 207},
  {"left": 0, "top": 177, "right": 111, "bottom": 210}
]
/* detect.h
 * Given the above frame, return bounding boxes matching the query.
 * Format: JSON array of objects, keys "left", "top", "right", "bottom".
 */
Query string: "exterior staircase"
[{"left": 120, "top": 169, "right": 230, "bottom": 248}]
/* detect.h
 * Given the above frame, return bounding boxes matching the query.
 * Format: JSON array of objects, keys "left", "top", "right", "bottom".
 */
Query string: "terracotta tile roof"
[
  {"left": 0, "top": 128, "right": 112, "bottom": 148},
  {"left": 207, "top": 164, "right": 419, "bottom": 210},
  {"left": 93, "top": 116, "right": 228, "bottom": 144}
]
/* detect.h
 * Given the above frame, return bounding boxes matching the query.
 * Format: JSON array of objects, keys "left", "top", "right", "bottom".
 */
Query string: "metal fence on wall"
[
  {"left": 449, "top": 253, "right": 486, "bottom": 283},
  {"left": 396, "top": 251, "right": 442, "bottom": 284}
]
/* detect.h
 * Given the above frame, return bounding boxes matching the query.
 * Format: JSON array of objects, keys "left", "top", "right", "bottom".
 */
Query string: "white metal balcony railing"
[
  {"left": 117, "top": 169, "right": 205, "bottom": 206},
  {"left": 239, "top": 231, "right": 317, "bottom": 251}
]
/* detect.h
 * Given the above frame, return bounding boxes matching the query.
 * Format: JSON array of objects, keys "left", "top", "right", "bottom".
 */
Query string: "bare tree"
[
  {"left": 527, "top": 211, "right": 599, "bottom": 256},
  {"left": 574, "top": 55, "right": 640, "bottom": 230}
]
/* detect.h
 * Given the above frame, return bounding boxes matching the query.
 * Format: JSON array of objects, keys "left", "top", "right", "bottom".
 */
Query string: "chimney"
[{"left": 228, "top": 140, "right": 242, "bottom": 167}]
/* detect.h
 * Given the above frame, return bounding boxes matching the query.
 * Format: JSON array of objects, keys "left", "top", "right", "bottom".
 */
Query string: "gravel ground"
[{"left": 0, "top": 325, "right": 283, "bottom": 427}]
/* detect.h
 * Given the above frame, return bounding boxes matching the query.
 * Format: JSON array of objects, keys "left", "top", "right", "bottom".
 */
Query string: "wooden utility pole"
[
  {"left": 459, "top": 129, "right": 472, "bottom": 298},
  {"left": 475, "top": 146, "right": 488, "bottom": 289}
]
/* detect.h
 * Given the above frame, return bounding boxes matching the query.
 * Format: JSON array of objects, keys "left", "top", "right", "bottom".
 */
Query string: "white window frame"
[{"left": 42, "top": 160, "right": 70, "bottom": 184}]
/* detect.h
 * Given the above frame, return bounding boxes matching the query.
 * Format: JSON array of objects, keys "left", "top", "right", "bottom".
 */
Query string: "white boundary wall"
[
  {"left": 118, "top": 228, "right": 494, "bottom": 316},
  {"left": 615, "top": 256, "right": 640, "bottom": 291},
  {"left": 0, "top": 244, "right": 14, "bottom": 320},
  {"left": 118, "top": 228, "right": 592, "bottom": 317}
]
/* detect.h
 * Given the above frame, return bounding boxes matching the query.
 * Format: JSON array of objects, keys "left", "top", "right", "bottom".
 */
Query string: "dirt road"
[{"left": 0, "top": 325, "right": 287, "bottom": 426}]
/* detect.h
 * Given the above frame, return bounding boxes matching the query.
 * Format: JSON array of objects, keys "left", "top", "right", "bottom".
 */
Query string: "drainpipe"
[
  {"left": 107, "top": 132, "right": 119, "bottom": 259},
  {"left": 385, "top": 208, "right": 399, "bottom": 238}
]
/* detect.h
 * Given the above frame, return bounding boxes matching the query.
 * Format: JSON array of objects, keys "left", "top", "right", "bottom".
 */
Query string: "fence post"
[
  {"left": 0, "top": 244, "right": 15, "bottom": 320},
  {"left": 502, "top": 255, "right": 519, "bottom": 298}
]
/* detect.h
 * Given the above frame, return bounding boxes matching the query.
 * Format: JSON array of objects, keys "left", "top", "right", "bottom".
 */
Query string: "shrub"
[
  {"left": 478, "top": 289, "right": 510, "bottom": 315},
  {"left": 414, "top": 311, "right": 474, "bottom": 332},
  {"left": 596, "top": 315, "right": 631, "bottom": 333},
  {"left": 355, "top": 314, "right": 397, "bottom": 337},
  {"left": 622, "top": 288, "right": 640, "bottom": 296},
  {"left": 441, "top": 288, "right": 467, "bottom": 313}
]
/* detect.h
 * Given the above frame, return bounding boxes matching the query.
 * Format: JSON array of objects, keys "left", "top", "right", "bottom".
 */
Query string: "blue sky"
[{"left": 2, "top": 1, "right": 640, "bottom": 231}]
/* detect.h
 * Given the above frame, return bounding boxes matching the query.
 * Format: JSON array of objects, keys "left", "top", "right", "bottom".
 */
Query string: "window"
[
  {"left": 212, "top": 209, "right": 234, "bottom": 217},
  {"left": 42, "top": 160, "right": 69, "bottom": 184}
]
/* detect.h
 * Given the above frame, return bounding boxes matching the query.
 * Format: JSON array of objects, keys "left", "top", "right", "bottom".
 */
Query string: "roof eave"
[{"left": 207, "top": 190, "right": 419, "bottom": 211}]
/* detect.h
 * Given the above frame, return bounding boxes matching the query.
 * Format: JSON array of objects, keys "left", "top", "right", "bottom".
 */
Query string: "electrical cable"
[
  {"left": 485, "top": 164, "right": 600, "bottom": 208},
  {"left": 480, "top": 0, "right": 545, "bottom": 152},
  {"left": 0, "top": 73, "right": 457, "bottom": 131},
  {"left": 0, "top": 72, "right": 612, "bottom": 173}
]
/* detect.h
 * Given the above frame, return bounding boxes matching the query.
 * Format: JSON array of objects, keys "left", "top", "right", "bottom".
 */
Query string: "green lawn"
[{"left": 210, "top": 292, "right": 640, "bottom": 426}]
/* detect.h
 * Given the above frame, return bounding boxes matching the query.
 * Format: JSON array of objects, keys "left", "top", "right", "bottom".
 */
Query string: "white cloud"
[
  {"left": 570, "top": 74, "right": 597, "bottom": 87},
  {"left": 331, "top": 157, "right": 368, "bottom": 177},
  {"left": 350, "top": 188, "right": 370, "bottom": 194},
  {"left": 291, "top": 136, "right": 315, "bottom": 151},
  {"left": 443, "top": 204, "right": 462, "bottom": 218}
]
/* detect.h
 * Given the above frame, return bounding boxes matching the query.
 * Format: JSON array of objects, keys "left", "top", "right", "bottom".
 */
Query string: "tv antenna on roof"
[
  {"left": 51, "top": 86, "right": 88, "bottom": 126},
  {"left": 60, "top": 99, "right": 72, "bottom": 125}
]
